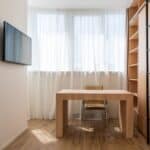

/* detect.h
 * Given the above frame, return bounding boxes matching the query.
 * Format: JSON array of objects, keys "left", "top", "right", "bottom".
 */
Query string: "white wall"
[{"left": 0, "top": 0, "right": 28, "bottom": 149}]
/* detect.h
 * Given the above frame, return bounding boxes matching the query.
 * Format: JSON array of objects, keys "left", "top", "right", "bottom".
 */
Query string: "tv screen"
[{"left": 3, "top": 21, "right": 32, "bottom": 65}]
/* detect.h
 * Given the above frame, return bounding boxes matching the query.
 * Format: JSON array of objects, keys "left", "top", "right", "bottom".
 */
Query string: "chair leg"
[
  {"left": 81, "top": 105, "right": 85, "bottom": 121},
  {"left": 81, "top": 106, "right": 83, "bottom": 120},
  {"left": 106, "top": 110, "right": 109, "bottom": 120},
  {"left": 104, "top": 109, "right": 109, "bottom": 128}
]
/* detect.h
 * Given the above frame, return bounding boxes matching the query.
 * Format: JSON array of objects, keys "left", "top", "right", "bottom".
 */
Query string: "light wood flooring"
[{"left": 4, "top": 119, "right": 150, "bottom": 150}]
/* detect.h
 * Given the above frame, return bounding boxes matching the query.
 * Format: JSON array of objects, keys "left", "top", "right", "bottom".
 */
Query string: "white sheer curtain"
[{"left": 28, "top": 9, "right": 127, "bottom": 119}]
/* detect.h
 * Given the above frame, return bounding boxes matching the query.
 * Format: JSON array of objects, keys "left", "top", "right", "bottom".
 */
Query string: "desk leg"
[
  {"left": 56, "top": 98, "right": 68, "bottom": 138},
  {"left": 119, "top": 101, "right": 126, "bottom": 136},
  {"left": 63, "top": 100, "right": 68, "bottom": 129},
  {"left": 126, "top": 98, "right": 134, "bottom": 138},
  {"left": 119, "top": 98, "right": 134, "bottom": 138},
  {"left": 56, "top": 98, "right": 63, "bottom": 138}
]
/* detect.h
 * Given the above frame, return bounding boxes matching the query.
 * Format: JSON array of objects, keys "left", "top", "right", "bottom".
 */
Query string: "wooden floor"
[{"left": 5, "top": 119, "right": 150, "bottom": 150}]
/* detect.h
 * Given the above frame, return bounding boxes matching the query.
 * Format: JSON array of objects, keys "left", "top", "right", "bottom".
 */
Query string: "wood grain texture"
[
  {"left": 57, "top": 89, "right": 134, "bottom": 100},
  {"left": 128, "top": 0, "right": 147, "bottom": 138},
  {"left": 4, "top": 119, "right": 150, "bottom": 150},
  {"left": 56, "top": 90, "right": 134, "bottom": 138},
  {"left": 138, "top": 5, "right": 147, "bottom": 137}
]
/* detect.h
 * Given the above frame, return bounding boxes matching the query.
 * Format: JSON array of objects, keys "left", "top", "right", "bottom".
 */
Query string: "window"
[{"left": 29, "top": 10, "right": 126, "bottom": 72}]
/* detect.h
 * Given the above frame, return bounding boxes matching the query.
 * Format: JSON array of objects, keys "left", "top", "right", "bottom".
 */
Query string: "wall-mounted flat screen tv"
[{"left": 3, "top": 21, "right": 32, "bottom": 65}]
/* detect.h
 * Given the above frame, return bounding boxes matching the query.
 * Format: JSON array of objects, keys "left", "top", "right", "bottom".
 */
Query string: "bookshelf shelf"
[
  {"left": 133, "top": 92, "right": 138, "bottom": 97},
  {"left": 129, "top": 64, "right": 138, "bottom": 67},
  {"left": 129, "top": 31, "right": 138, "bottom": 40},
  {"left": 129, "top": 1, "right": 145, "bottom": 26},
  {"left": 129, "top": 48, "right": 138, "bottom": 54},
  {"left": 129, "top": 78, "right": 138, "bottom": 82}
]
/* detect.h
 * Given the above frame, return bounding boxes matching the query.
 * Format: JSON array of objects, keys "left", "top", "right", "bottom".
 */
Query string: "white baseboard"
[{"left": 0, "top": 127, "right": 27, "bottom": 150}]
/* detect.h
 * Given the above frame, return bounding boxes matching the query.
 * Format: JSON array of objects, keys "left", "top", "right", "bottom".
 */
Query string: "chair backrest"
[
  {"left": 85, "top": 85, "right": 103, "bottom": 90},
  {"left": 84, "top": 85, "right": 106, "bottom": 105}
]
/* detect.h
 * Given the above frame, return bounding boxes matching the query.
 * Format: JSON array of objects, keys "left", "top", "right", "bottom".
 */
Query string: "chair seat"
[
  {"left": 84, "top": 103, "right": 106, "bottom": 110},
  {"left": 81, "top": 85, "right": 108, "bottom": 120},
  {"left": 85, "top": 100, "right": 105, "bottom": 104}
]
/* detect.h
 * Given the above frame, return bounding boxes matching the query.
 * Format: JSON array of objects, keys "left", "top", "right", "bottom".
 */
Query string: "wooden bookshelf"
[
  {"left": 127, "top": 0, "right": 146, "bottom": 136},
  {"left": 128, "top": 0, "right": 145, "bottom": 109}
]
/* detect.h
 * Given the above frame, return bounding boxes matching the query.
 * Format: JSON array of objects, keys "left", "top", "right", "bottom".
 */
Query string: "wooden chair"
[{"left": 81, "top": 85, "right": 108, "bottom": 121}]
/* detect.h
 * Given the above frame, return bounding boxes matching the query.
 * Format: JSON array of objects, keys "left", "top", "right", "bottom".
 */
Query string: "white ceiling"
[{"left": 29, "top": 0, "right": 132, "bottom": 9}]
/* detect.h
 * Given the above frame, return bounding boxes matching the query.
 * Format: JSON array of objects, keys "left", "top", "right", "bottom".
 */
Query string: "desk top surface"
[{"left": 57, "top": 89, "right": 133, "bottom": 95}]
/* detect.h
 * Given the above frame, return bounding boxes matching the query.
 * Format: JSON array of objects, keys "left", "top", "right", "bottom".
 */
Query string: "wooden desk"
[{"left": 56, "top": 89, "right": 134, "bottom": 138}]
